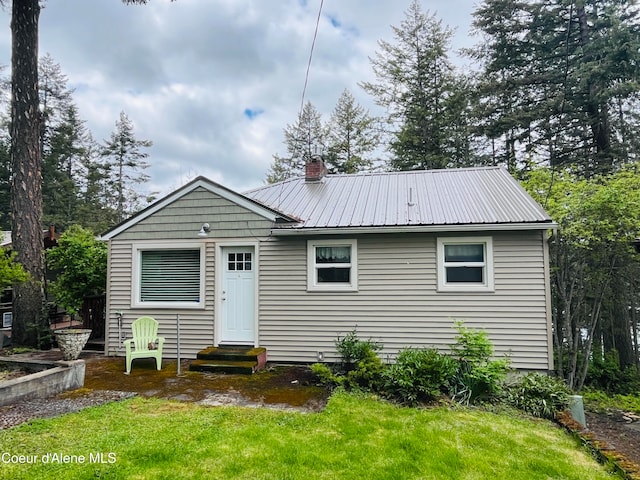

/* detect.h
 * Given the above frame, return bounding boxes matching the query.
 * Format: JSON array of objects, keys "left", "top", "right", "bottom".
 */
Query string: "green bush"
[
  {"left": 313, "top": 329, "right": 386, "bottom": 392},
  {"left": 335, "top": 329, "right": 382, "bottom": 369},
  {"left": 505, "top": 372, "right": 571, "bottom": 419},
  {"left": 449, "top": 323, "right": 510, "bottom": 405},
  {"left": 345, "top": 348, "right": 386, "bottom": 392},
  {"left": 586, "top": 350, "right": 640, "bottom": 395},
  {"left": 46, "top": 225, "right": 107, "bottom": 314},
  {"left": 582, "top": 389, "right": 640, "bottom": 415},
  {"left": 384, "top": 348, "right": 456, "bottom": 405},
  {"left": 310, "top": 363, "right": 344, "bottom": 389}
]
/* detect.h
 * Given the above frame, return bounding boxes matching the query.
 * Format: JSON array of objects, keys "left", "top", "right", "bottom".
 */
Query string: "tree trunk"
[
  {"left": 10, "top": 0, "right": 45, "bottom": 347},
  {"left": 576, "top": 5, "right": 613, "bottom": 173}
]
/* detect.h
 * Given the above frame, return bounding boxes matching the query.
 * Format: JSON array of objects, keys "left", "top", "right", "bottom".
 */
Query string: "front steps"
[{"left": 189, "top": 346, "right": 267, "bottom": 374}]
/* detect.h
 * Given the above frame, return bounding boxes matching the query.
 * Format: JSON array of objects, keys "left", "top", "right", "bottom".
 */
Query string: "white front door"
[{"left": 220, "top": 246, "right": 255, "bottom": 344}]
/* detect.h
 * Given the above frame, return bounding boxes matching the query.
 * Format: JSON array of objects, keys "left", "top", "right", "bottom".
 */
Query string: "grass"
[{"left": 0, "top": 391, "right": 616, "bottom": 480}]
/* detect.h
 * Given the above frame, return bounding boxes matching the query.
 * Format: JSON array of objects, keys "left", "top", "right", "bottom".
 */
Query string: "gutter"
[{"left": 270, "top": 222, "right": 558, "bottom": 236}]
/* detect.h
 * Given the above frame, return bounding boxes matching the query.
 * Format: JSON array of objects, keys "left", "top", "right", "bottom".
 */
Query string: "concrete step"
[
  {"left": 190, "top": 346, "right": 267, "bottom": 374},
  {"left": 189, "top": 359, "right": 258, "bottom": 375}
]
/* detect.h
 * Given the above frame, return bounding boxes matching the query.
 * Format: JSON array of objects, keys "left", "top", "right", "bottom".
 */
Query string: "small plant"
[
  {"left": 449, "top": 322, "right": 510, "bottom": 405},
  {"left": 582, "top": 389, "right": 640, "bottom": 415},
  {"left": 384, "top": 348, "right": 456, "bottom": 405},
  {"left": 505, "top": 372, "right": 571, "bottom": 419},
  {"left": 345, "top": 347, "right": 386, "bottom": 391},
  {"left": 313, "top": 329, "right": 386, "bottom": 392},
  {"left": 311, "top": 363, "right": 344, "bottom": 388},
  {"left": 335, "top": 329, "right": 382, "bottom": 370}
]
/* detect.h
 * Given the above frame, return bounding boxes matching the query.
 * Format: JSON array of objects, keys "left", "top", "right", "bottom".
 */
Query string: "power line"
[{"left": 299, "top": 0, "right": 324, "bottom": 118}]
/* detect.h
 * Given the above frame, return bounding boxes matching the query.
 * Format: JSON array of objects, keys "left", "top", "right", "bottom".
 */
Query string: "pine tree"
[
  {"left": 470, "top": 0, "right": 640, "bottom": 175},
  {"left": 326, "top": 89, "right": 379, "bottom": 173},
  {"left": 267, "top": 101, "right": 327, "bottom": 183},
  {"left": 42, "top": 104, "right": 90, "bottom": 229},
  {"left": 9, "top": 0, "right": 45, "bottom": 347},
  {"left": 39, "top": 53, "right": 73, "bottom": 155},
  {"left": 361, "top": 0, "right": 471, "bottom": 170},
  {"left": 4, "top": 0, "right": 170, "bottom": 347},
  {"left": 101, "top": 111, "right": 153, "bottom": 222}
]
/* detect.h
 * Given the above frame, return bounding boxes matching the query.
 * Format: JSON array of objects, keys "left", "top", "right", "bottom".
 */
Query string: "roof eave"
[{"left": 270, "top": 222, "right": 558, "bottom": 236}]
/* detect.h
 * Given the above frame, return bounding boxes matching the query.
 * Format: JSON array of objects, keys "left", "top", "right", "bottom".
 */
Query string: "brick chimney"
[{"left": 305, "top": 154, "right": 327, "bottom": 182}]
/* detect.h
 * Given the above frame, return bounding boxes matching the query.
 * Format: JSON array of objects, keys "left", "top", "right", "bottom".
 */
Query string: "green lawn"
[{"left": 0, "top": 391, "right": 615, "bottom": 480}]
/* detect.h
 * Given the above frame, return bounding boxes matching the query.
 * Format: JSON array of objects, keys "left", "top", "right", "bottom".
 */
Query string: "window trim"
[
  {"left": 307, "top": 239, "right": 358, "bottom": 292},
  {"left": 131, "top": 242, "right": 206, "bottom": 309},
  {"left": 437, "top": 236, "right": 494, "bottom": 292}
]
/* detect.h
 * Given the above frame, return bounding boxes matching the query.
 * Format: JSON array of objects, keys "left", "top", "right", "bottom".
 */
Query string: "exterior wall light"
[{"left": 198, "top": 223, "right": 210, "bottom": 237}]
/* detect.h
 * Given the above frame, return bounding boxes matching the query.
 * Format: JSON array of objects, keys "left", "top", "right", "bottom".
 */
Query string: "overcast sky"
[{"left": 0, "top": 0, "right": 475, "bottom": 197}]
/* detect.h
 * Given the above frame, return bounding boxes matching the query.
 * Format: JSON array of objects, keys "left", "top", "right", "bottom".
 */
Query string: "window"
[
  {"left": 437, "top": 237, "right": 494, "bottom": 292},
  {"left": 307, "top": 239, "right": 357, "bottom": 291},
  {"left": 227, "top": 252, "right": 252, "bottom": 271},
  {"left": 132, "top": 244, "right": 205, "bottom": 308},
  {"left": 2, "top": 312, "right": 12, "bottom": 328}
]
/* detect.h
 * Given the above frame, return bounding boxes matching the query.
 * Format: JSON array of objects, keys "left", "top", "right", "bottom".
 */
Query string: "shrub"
[
  {"left": 345, "top": 348, "right": 386, "bottom": 392},
  {"left": 46, "top": 225, "right": 107, "bottom": 314},
  {"left": 586, "top": 350, "right": 640, "bottom": 395},
  {"left": 449, "top": 323, "right": 510, "bottom": 405},
  {"left": 313, "top": 329, "right": 386, "bottom": 392},
  {"left": 384, "top": 348, "right": 456, "bottom": 405},
  {"left": 505, "top": 372, "right": 571, "bottom": 419},
  {"left": 310, "top": 363, "right": 344, "bottom": 389},
  {"left": 335, "top": 329, "right": 382, "bottom": 370},
  {"left": 582, "top": 389, "right": 640, "bottom": 415}
]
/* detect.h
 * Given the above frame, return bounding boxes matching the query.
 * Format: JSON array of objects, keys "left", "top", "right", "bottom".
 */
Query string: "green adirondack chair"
[{"left": 124, "top": 316, "right": 165, "bottom": 374}]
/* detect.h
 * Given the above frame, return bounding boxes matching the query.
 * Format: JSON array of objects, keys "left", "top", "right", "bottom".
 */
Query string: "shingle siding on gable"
[
  {"left": 258, "top": 230, "right": 550, "bottom": 370},
  {"left": 115, "top": 187, "right": 273, "bottom": 241}
]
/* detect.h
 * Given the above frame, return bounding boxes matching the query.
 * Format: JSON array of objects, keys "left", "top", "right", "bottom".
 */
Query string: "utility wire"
[{"left": 299, "top": 0, "right": 324, "bottom": 117}]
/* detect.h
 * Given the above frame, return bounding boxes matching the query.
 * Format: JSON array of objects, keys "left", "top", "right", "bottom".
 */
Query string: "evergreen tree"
[
  {"left": 39, "top": 53, "right": 74, "bottom": 155},
  {"left": 267, "top": 101, "right": 327, "bottom": 183},
  {"left": 42, "top": 104, "right": 90, "bottom": 230},
  {"left": 74, "top": 135, "right": 118, "bottom": 233},
  {"left": 10, "top": 0, "right": 45, "bottom": 347},
  {"left": 361, "top": 0, "right": 472, "bottom": 170},
  {"left": 101, "top": 111, "right": 153, "bottom": 222},
  {"left": 470, "top": 0, "right": 640, "bottom": 175},
  {"left": 0, "top": 136, "right": 10, "bottom": 231},
  {"left": 326, "top": 89, "right": 379, "bottom": 173},
  {"left": 4, "top": 0, "right": 170, "bottom": 347}
]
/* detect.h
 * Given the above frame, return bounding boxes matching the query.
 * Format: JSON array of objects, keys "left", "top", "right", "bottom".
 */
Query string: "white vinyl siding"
[
  {"left": 259, "top": 231, "right": 551, "bottom": 371},
  {"left": 105, "top": 240, "right": 216, "bottom": 359},
  {"left": 437, "top": 237, "right": 494, "bottom": 292},
  {"left": 132, "top": 243, "right": 206, "bottom": 309}
]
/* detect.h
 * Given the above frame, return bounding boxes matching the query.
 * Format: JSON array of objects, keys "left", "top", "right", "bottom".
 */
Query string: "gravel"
[{"left": 0, "top": 390, "right": 136, "bottom": 430}]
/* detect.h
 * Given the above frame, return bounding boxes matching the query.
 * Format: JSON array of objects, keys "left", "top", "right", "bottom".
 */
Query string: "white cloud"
[{"left": 0, "top": 0, "right": 474, "bottom": 195}]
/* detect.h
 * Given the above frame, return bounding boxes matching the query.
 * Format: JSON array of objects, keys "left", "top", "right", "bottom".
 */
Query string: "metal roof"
[{"left": 244, "top": 167, "right": 553, "bottom": 231}]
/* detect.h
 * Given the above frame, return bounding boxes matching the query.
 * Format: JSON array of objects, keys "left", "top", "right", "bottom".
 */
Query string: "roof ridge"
[{"left": 318, "top": 166, "right": 503, "bottom": 179}]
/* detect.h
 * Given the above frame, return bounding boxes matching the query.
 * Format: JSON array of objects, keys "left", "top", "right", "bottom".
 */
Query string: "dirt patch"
[
  {"left": 82, "top": 356, "right": 329, "bottom": 411},
  {"left": 0, "top": 363, "right": 32, "bottom": 382},
  {"left": 583, "top": 410, "right": 640, "bottom": 477},
  {"left": 559, "top": 408, "right": 640, "bottom": 479}
]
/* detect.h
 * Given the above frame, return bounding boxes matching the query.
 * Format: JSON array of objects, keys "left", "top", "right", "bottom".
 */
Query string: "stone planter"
[{"left": 54, "top": 329, "right": 92, "bottom": 361}]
